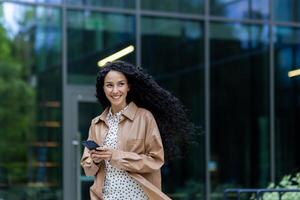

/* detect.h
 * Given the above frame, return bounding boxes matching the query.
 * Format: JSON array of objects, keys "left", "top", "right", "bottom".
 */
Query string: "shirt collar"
[
  {"left": 107, "top": 105, "right": 128, "bottom": 120},
  {"left": 93, "top": 101, "right": 138, "bottom": 124}
]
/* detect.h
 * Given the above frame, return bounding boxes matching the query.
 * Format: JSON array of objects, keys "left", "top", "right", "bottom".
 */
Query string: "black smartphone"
[{"left": 82, "top": 140, "right": 100, "bottom": 150}]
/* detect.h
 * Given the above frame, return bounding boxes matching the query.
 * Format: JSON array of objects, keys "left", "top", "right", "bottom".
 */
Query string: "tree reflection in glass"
[
  {"left": 0, "top": 3, "right": 62, "bottom": 199},
  {"left": 210, "top": 0, "right": 269, "bottom": 19}
]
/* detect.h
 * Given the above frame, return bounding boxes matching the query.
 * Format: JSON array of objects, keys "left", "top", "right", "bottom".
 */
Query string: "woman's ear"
[{"left": 127, "top": 83, "right": 131, "bottom": 92}]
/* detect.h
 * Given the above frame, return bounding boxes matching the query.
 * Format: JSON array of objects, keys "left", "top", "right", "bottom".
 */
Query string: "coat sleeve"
[
  {"left": 109, "top": 112, "right": 164, "bottom": 173},
  {"left": 80, "top": 123, "right": 103, "bottom": 176}
]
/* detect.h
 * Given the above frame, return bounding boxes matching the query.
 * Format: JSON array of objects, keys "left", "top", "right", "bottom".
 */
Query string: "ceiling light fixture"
[
  {"left": 98, "top": 45, "right": 134, "bottom": 67},
  {"left": 288, "top": 69, "right": 300, "bottom": 78}
]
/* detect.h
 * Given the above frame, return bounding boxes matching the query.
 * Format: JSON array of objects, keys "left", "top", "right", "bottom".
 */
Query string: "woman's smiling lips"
[{"left": 111, "top": 95, "right": 121, "bottom": 99}]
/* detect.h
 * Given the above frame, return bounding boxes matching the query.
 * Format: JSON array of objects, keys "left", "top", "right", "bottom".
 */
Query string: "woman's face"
[{"left": 103, "top": 70, "right": 130, "bottom": 112}]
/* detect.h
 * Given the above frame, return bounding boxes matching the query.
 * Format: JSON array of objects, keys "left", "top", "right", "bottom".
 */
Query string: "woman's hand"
[{"left": 90, "top": 146, "right": 112, "bottom": 164}]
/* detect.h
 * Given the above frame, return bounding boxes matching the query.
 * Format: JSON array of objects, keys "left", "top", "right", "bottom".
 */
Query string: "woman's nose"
[{"left": 112, "top": 86, "right": 118, "bottom": 93}]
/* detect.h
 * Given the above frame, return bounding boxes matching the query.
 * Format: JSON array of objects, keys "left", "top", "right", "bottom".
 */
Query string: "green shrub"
[{"left": 253, "top": 173, "right": 300, "bottom": 200}]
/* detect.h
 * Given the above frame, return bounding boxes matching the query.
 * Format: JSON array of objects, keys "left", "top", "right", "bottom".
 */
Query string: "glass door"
[
  {"left": 63, "top": 88, "right": 103, "bottom": 200},
  {"left": 77, "top": 101, "right": 102, "bottom": 200}
]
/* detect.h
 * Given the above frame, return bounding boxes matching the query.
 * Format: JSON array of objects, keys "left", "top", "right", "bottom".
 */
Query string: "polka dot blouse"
[{"left": 102, "top": 106, "right": 149, "bottom": 200}]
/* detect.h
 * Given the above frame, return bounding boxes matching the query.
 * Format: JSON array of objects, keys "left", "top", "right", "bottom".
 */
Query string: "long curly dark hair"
[{"left": 96, "top": 60, "right": 195, "bottom": 160}]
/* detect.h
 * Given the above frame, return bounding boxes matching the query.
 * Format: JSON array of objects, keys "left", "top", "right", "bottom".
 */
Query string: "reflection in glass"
[
  {"left": 67, "top": 10, "right": 135, "bottom": 84},
  {"left": 66, "top": 0, "right": 134, "bottom": 8},
  {"left": 0, "top": 3, "right": 62, "bottom": 199},
  {"left": 210, "top": 0, "right": 269, "bottom": 19},
  {"left": 142, "top": 0, "right": 204, "bottom": 14},
  {"left": 141, "top": 17, "right": 205, "bottom": 199},
  {"left": 210, "top": 22, "right": 270, "bottom": 199},
  {"left": 274, "top": 26, "right": 300, "bottom": 181},
  {"left": 8, "top": 0, "right": 61, "bottom": 4},
  {"left": 273, "top": 0, "right": 300, "bottom": 22}
]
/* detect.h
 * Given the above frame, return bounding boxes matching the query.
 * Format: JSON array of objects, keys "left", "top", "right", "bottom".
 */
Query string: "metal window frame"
[
  {"left": 269, "top": 0, "right": 276, "bottom": 184},
  {"left": 204, "top": 1, "right": 210, "bottom": 200}
]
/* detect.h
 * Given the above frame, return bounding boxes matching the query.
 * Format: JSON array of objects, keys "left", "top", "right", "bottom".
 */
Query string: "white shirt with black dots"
[{"left": 102, "top": 107, "right": 149, "bottom": 200}]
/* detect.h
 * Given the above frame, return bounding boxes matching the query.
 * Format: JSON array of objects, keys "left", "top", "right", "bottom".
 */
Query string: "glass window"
[
  {"left": 67, "top": 10, "right": 135, "bottom": 84},
  {"left": 273, "top": 0, "right": 300, "bottom": 22},
  {"left": 210, "top": 0, "right": 269, "bottom": 19},
  {"left": 274, "top": 26, "right": 300, "bottom": 180},
  {"left": 7, "top": 0, "right": 61, "bottom": 4},
  {"left": 141, "top": 0, "right": 204, "bottom": 14},
  {"left": 0, "top": 3, "right": 62, "bottom": 199},
  {"left": 66, "top": 0, "right": 135, "bottom": 9},
  {"left": 210, "top": 22, "right": 270, "bottom": 199},
  {"left": 141, "top": 16, "right": 205, "bottom": 199}
]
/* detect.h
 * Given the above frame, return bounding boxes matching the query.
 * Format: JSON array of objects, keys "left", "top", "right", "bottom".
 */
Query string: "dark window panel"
[
  {"left": 210, "top": 0, "right": 269, "bottom": 20},
  {"left": 67, "top": 10, "right": 135, "bottom": 85},
  {"left": 142, "top": 0, "right": 204, "bottom": 14},
  {"left": 274, "top": 26, "right": 300, "bottom": 180},
  {"left": 273, "top": 0, "right": 300, "bottom": 22},
  {"left": 66, "top": 0, "right": 135, "bottom": 8},
  {"left": 141, "top": 16, "right": 205, "bottom": 199},
  {"left": 210, "top": 22, "right": 270, "bottom": 199}
]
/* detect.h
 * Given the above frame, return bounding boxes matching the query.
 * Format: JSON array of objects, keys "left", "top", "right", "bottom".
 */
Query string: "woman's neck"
[{"left": 111, "top": 104, "right": 127, "bottom": 115}]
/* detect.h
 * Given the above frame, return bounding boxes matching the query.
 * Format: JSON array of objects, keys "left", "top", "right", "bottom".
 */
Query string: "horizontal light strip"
[
  {"left": 288, "top": 69, "right": 300, "bottom": 78},
  {"left": 98, "top": 45, "right": 134, "bottom": 67}
]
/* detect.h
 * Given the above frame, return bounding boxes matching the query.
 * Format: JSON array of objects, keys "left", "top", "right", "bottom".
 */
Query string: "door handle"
[
  {"left": 72, "top": 132, "right": 81, "bottom": 146},
  {"left": 72, "top": 140, "right": 79, "bottom": 146}
]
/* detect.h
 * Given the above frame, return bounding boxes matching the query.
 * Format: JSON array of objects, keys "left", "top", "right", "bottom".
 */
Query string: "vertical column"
[
  {"left": 136, "top": 0, "right": 141, "bottom": 68},
  {"left": 62, "top": 0, "right": 71, "bottom": 199},
  {"left": 269, "top": 0, "right": 276, "bottom": 183},
  {"left": 204, "top": 0, "right": 211, "bottom": 199}
]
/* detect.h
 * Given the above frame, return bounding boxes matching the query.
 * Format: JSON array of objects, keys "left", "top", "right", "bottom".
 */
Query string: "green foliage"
[
  {"left": 0, "top": 24, "right": 35, "bottom": 184},
  {"left": 251, "top": 173, "right": 300, "bottom": 200},
  {"left": 0, "top": 26, "right": 12, "bottom": 60}
]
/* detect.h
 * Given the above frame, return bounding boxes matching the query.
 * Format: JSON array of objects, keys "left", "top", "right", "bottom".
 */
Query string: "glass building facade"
[{"left": 0, "top": 0, "right": 299, "bottom": 199}]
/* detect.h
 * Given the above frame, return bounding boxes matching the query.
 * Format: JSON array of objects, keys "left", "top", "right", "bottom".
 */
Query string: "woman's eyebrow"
[{"left": 104, "top": 80, "right": 126, "bottom": 83}]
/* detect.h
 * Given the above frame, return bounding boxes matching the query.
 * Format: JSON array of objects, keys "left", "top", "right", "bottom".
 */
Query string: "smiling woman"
[
  {"left": 103, "top": 71, "right": 130, "bottom": 114},
  {"left": 80, "top": 60, "right": 195, "bottom": 200}
]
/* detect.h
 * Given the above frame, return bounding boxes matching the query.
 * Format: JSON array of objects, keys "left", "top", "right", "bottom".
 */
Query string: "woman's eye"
[
  {"left": 118, "top": 82, "right": 125, "bottom": 86},
  {"left": 106, "top": 84, "right": 113, "bottom": 88}
]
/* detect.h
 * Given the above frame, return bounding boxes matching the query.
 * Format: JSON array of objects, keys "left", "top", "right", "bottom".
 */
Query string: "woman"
[{"left": 81, "top": 61, "right": 194, "bottom": 200}]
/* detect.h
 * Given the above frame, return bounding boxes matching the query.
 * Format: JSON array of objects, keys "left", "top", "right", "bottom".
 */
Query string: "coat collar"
[{"left": 92, "top": 101, "right": 138, "bottom": 124}]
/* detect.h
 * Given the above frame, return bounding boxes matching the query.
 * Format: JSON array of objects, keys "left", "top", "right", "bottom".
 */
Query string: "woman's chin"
[{"left": 110, "top": 101, "right": 126, "bottom": 108}]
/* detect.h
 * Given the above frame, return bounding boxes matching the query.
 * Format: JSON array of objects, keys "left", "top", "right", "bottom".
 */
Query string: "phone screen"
[{"left": 82, "top": 140, "right": 100, "bottom": 150}]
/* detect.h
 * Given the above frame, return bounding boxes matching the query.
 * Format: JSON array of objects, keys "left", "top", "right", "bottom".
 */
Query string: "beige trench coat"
[{"left": 81, "top": 102, "right": 171, "bottom": 200}]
